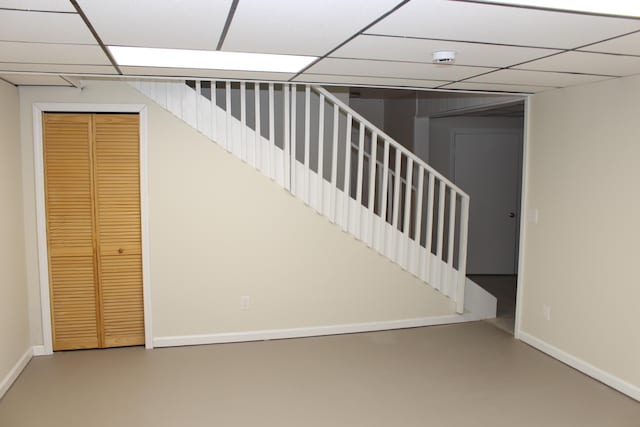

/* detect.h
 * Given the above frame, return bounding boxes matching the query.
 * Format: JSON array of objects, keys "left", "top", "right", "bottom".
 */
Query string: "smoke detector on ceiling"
[{"left": 432, "top": 51, "right": 456, "bottom": 64}]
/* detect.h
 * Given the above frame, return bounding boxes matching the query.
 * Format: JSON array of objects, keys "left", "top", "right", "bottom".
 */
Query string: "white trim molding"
[
  {"left": 32, "top": 102, "right": 153, "bottom": 354},
  {"left": 0, "top": 348, "right": 33, "bottom": 400},
  {"left": 519, "top": 332, "right": 640, "bottom": 402},
  {"left": 31, "top": 345, "right": 47, "bottom": 356},
  {"left": 153, "top": 313, "right": 484, "bottom": 348},
  {"left": 514, "top": 96, "right": 532, "bottom": 339}
]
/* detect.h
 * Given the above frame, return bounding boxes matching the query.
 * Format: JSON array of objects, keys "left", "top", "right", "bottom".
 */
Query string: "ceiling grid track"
[
  {"left": 68, "top": 0, "right": 122, "bottom": 75},
  {"left": 216, "top": 0, "right": 240, "bottom": 50},
  {"left": 289, "top": 0, "right": 411, "bottom": 81}
]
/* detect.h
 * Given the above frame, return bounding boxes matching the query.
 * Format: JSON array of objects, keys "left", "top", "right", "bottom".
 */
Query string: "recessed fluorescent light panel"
[
  {"left": 109, "top": 46, "right": 317, "bottom": 73},
  {"left": 475, "top": 0, "right": 640, "bottom": 17}
]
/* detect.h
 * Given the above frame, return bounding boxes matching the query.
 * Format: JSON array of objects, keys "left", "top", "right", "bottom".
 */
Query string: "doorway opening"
[{"left": 431, "top": 101, "right": 525, "bottom": 334}]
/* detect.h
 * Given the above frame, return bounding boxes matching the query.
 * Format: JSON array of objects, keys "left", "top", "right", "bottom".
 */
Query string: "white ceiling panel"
[
  {"left": 579, "top": 32, "right": 640, "bottom": 56},
  {"left": 516, "top": 51, "right": 640, "bottom": 77},
  {"left": 0, "top": 0, "right": 75, "bottom": 11},
  {"left": 77, "top": 0, "right": 233, "bottom": 50},
  {"left": 0, "top": 41, "right": 110, "bottom": 65},
  {"left": 307, "top": 58, "right": 495, "bottom": 81},
  {"left": 332, "top": 34, "right": 560, "bottom": 68},
  {"left": 441, "top": 81, "right": 553, "bottom": 94},
  {"left": 368, "top": 0, "right": 640, "bottom": 49},
  {"left": 0, "top": 63, "right": 118, "bottom": 74},
  {"left": 294, "top": 73, "right": 443, "bottom": 89},
  {"left": 0, "top": 9, "right": 95, "bottom": 44},
  {"left": 1, "top": 74, "right": 71, "bottom": 86},
  {"left": 120, "top": 66, "right": 295, "bottom": 82},
  {"left": 467, "top": 69, "right": 613, "bottom": 87},
  {"left": 222, "top": 0, "right": 401, "bottom": 55}
]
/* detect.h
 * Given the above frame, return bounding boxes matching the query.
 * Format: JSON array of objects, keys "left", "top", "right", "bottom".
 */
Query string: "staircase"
[{"left": 131, "top": 80, "right": 471, "bottom": 314}]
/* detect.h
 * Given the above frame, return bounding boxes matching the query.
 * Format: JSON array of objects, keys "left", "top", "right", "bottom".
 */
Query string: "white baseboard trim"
[
  {"left": 519, "top": 332, "right": 640, "bottom": 402},
  {"left": 32, "top": 345, "right": 48, "bottom": 356},
  {"left": 0, "top": 347, "right": 33, "bottom": 400},
  {"left": 154, "top": 313, "right": 483, "bottom": 348}
]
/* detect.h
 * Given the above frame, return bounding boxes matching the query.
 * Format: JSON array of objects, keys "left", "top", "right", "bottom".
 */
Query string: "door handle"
[{"left": 508, "top": 212, "right": 516, "bottom": 218}]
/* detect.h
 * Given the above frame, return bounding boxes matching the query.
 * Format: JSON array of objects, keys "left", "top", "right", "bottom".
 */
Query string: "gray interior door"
[{"left": 453, "top": 130, "right": 522, "bottom": 275}]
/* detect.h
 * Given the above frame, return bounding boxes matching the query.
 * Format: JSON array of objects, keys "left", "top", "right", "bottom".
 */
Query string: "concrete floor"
[{"left": 1, "top": 322, "right": 638, "bottom": 427}]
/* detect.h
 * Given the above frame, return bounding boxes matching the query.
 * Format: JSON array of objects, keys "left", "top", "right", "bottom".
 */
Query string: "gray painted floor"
[{"left": 1, "top": 322, "right": 638, "bottom": 426}]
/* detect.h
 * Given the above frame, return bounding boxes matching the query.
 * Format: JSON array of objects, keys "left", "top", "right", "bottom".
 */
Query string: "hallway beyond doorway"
[{"left": 470, "top": 275, "right": 517, "bottom": 334}]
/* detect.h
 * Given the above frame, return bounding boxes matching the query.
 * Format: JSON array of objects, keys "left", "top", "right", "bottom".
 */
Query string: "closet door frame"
[{"left": 33, "top": 103, "right": 152, "bottom": 354}]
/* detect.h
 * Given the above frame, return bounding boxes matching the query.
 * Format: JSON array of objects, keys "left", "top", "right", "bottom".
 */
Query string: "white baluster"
[
  {"left": 391, "top": 149, "right": 402, "bottom": 261},
  {"left": 330, "top": 104, "right": 339, "bottom": 224},
  {"left": 343, "top": 113, "right": 352, "bottom": 232},
  {"left": 284, "top": 84, "right": 291, "bottom": 191},
  {"left": 402, "top": 158, "right": 413, "bottom": 269},
  {"left": 425, "top": 173, "right": 435, "bottom": 283},
  {"left": 225, "top": 81, "right": 231, "bottom": 152},
  {"left": 240, "top": 82, "right": 247, "bottom": 163},
  {"left": 291, "top": 85, "right": 297, "bottom": 196},
  {"left": 413, "top": 167, "right": 424, "bottom": 276},
  {"left": 304, "top": 85, "right": 311, "bottom": 205},
  {"left": 268, "top": 83, "right": 275, "bottom": 181},
  {"left": 456, "top": 196, "right": 470, "bottom": 313},
  {"left": 447, "top": 187, "right": 457, "bottom": 296},
  {"left": 254, "top": 83, "right": 261, "bottom": 172},
  {"left": 317, "top": 93, "right": 325, "bottom": 213},
  {"left": 355, "top": 123, "right": 365, "bottom": 239},
  {"left": 195, "top": 80, "right": 201, "bottom": 132},
  {"left": 210, "top": 81, "right": 217, "bottom": 142},
  {"left": 379, "top": 140, "right": 390, "bottom": 253},
  {"left": 436, "top": 181, "right": 446, "bottom": 288},
  {"left": 180, "top": 81, "right": 187, "bottom": 122},
  {"left": 367, "top": 133, "right": 378, "bottom": 248}
]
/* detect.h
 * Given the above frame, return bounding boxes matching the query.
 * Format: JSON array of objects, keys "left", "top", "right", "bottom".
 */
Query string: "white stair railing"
[{"left": 131, "top": 79, "right": 470, "bottom": 313}]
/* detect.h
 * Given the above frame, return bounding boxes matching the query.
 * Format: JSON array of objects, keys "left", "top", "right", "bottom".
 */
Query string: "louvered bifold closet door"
[
  {"left": 43, "top": 114, "right": 100, "bottom": 351},
  {"left": 93, "top": 114, "right": 145, "bottom": 347}
]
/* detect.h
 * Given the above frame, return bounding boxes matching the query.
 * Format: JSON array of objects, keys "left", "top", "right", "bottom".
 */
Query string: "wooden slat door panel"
[
  {"left": 93, "top": 114, "right": 144, "bottom": 347},
  {"left": 43, "top": 112, "right": 144, "bottom": 350},
  {"left": 43, "top": 113, "right": 100, "bottom": 351}
]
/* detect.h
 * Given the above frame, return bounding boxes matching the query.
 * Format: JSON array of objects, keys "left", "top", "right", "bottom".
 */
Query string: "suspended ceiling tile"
[
  {"left": 293, "top": 73, "right": 444, "bottom": 89},
  {"left": 368, "top": 1, "right": 640, "bottom": 49},
  {"left": 120, "top": 66, "right": 295, "bottom": 82},
  {"left": 467, "top": 68, "right": 613, "bottom": 87},
  {"left": 515, "top": 51, "right": 640, "bottom": 77},
  {"left": 0, "top": 9, "right": 95, "bottom": 44},
  {"left": 0, "top": 63, "right": 118, "bottom": 74},
  {"left": 0, "top": 0, "right": 75, "bottom": 11},
  {"left": 76, "top": 0, "right": 233, "bottom": 50},
  {"left": 307, "top": 58, "right": 495, "bottom": 81},
  {"left": 222, "top": 0, "right": 400, "bottom": 55},
  {"left": 579, "top": 32, "right": 640, "bottom": 56},
  {"left": 332, "top": 35, "right": 561, "bottom": 68},
  {"left": 0, "top": 74, "right": 71, "bottom": 86},
  {"left": 441, "top": 81, "right": 553, "bottom": 94},
  {"left": 0, "top": 41, "right": 110, "bottom": 65}
]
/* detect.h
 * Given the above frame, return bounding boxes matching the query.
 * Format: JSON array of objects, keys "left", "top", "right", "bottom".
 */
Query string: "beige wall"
[
  {"left": 19, "top": 81, "right": 455, "bottom": 344},
  {"left": 0, "top": 80, "right": 30, "bottom": 381},
  {"left": 521, "top": 75, "right": 640, "bottom": 388}
]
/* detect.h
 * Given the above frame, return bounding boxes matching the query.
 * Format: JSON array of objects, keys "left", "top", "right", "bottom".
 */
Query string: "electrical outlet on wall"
[
  {"left": 240, "top": 295, "right": 251, "bottom": 310},
  {"left": 543, "top": 304, "right": 551, "bottom": 321}
]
